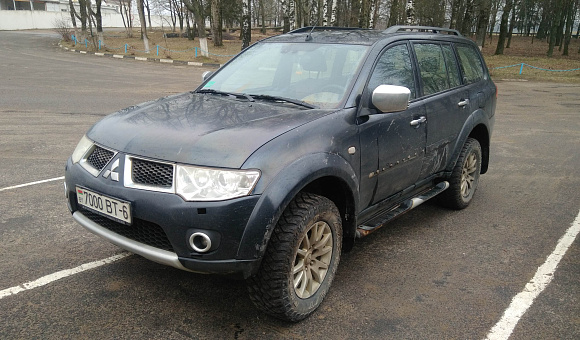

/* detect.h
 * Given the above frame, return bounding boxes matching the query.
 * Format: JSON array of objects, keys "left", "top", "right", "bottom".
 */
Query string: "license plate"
[{"left": 76, "top": 186, "right": 132, "bottom": 224}]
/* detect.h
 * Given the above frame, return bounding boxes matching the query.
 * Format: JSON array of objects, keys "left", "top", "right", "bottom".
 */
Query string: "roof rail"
[
  {"left": 288, "top": 26, "right": 368, "bottom": 34},
  {"left": 384, "top": 25, "right": 461, "bottom": 36}
]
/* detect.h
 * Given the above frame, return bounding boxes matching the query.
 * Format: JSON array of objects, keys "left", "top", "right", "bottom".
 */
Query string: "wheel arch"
[
  {"left": 301, "top": 176, "right": 358, "bottom": 252},
  {"left": 468, "top": 123, "right": 490, "bottom": 174},
  {"left": 236, "top": 152, "right": 359, "bottom": 267},
  {"left": 447, "top": 109, "right": 491, "bottom": 175}
]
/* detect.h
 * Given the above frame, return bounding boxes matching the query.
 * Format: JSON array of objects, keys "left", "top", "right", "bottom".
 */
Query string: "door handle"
[
  {"left": 458, "top": 99, "right": 470, "bottom": 107},
  {"left": 410, "top": 116, "right": 427, "bottom": 126}
]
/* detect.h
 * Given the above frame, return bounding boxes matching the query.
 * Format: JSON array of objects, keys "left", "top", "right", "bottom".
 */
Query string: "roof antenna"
[{"left": 305, "top": 26, "right": 316, "bottom": 41}]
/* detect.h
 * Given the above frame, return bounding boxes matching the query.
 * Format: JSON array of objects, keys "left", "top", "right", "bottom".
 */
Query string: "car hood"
[{"left": 87, "top": 92, "right": 331, "bottom": 168}]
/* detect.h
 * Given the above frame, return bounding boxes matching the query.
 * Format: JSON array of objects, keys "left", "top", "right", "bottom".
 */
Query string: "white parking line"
[
  {"left": 485, "top": 209, "right": 580, "bottom": 340},
  {"left": 0, "top": 253, "right": 131, "bottom": 300},
  {"left": 0, "top": 176, "right": 65, "bottom": 192}
]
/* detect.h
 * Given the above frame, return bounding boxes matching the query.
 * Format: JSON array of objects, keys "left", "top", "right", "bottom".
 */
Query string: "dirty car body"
[{"left": 65, "top": 26, "right": 496, "bottom": 321}]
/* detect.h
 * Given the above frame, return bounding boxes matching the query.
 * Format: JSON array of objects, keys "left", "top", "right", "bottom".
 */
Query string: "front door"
[{"left": 358, "top": 43, "right": 427, "bottom": 206}]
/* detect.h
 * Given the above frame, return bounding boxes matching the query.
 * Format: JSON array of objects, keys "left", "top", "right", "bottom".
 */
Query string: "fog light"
[{"left": 189, "top": 232, "right": 212, "bottom": 253}]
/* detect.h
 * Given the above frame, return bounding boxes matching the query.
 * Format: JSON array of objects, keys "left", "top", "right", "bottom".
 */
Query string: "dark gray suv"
[{"left": 64, "top": 26, "right": 496, "bottom": 321}]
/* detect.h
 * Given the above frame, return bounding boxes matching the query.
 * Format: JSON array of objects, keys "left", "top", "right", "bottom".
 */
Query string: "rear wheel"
[
  {"left": 438, "top": 138, "right": 482, "bottom": 210},
  {"left": 247, "top": 192, "right": 342, "bottom": 321}
]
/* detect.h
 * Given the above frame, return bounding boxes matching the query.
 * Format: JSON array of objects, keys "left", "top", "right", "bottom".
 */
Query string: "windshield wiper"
[
  {"left": 197, "top": 88, "right": 236, "bottom": 97},
  {"left": 197, "top": 89, "right": 256, "bottom": 102},
  {"left": 247, "top": 94, "right": 316, "bottom": 109}
]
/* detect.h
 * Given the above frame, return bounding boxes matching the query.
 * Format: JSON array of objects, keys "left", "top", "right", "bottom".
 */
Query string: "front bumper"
[
  {"left": 65, "top": 157, "right": 264, "bottom": 278},
  {"left": 73, "top": 211, "right": 260, "bottom": 277}
]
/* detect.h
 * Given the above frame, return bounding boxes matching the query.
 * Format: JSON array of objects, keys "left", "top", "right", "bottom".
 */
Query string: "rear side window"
[
  {"left": 442, "top": 44, "right": 461, "bottom": 88},
  {"left": 456, "top": 44, "right": 485, "bottom": 84},
  {"left": 413, "top": 43, "right": 451, "bottom": 96}
]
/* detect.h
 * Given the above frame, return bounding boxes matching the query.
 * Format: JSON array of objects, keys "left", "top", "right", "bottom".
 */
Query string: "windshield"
[{"left": 200, "top": 42, "right": 369, "bottom": 109}]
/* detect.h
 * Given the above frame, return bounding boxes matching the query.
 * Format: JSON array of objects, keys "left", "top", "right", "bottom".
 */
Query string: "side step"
[{"left": 356, "top": 181, "right": 449, "bottom": 238}]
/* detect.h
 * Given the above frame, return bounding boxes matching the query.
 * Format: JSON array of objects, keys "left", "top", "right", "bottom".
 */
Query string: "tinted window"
[
  {"left": 368, "top": 44, "right": 416, "bottom": 99},
  {"left": 442, "top": 44, "right": 461, "bottom": 88},
  {"left": 456, "top": 44, "right": 485, "bottom": 84},
  {"left": 413, "top": 43, "right": 450, "bottom": 96}
]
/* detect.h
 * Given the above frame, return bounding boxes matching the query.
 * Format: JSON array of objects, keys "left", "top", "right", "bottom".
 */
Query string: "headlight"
[
  {"left": 175, "top": 165, "right": 260, "bottom": 201},
  {"left": 71, "top": 135, "right": 93, "bottom": 164}
]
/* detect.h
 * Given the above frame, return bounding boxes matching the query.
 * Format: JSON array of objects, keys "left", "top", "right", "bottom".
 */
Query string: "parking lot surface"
[{"left": 0, "top": 31, "right": 579, "bottom": 339}]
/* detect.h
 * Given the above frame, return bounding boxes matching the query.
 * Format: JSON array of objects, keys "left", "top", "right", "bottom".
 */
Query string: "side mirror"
[
  {"left": 371, "top": 85, "right": 410, "bottom": 113},
  {"left": 202, "top": 71, "right": 213, "bottom": 82}
]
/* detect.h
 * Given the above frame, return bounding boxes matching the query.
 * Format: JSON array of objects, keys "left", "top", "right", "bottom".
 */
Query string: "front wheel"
[
  {"left": 247, "top": 192, "right": 342, "bottom": 321},
  {"left": 438, "top": 138, "right": 482, "bottom": 210}
]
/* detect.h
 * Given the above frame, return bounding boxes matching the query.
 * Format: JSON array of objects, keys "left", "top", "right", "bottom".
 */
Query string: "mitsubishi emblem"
[{"left": 103, "top": 158, "right": 120, "bottom": 181}]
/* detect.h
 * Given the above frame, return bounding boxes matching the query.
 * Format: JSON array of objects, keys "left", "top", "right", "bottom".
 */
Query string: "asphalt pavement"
[{"left": 0, "top": 30, "right": 578, "bottom": 339}]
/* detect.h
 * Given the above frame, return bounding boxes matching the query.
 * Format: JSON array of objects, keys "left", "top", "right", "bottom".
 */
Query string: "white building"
[
  {"left": 0, "top": 0, "right": 135, "bottom": 30},
  {"left": 0, "top": 0, "right": 119, "bottom": 13}
]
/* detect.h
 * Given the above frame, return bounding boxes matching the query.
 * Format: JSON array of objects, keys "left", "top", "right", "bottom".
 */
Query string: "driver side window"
[{"left": 368, "top": 44, "right": 416, "bottom": 99}]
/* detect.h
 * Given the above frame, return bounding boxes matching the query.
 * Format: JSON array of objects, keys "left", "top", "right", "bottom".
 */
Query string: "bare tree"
[
  {"left": 547, "top": 0, "right": 564, "bottom": 56},
  {"left": 90, "top": 0, "right": 105, "bottom": 46},
  {"left": 77, "top": 0, "right": 88, "bottom": 42},
  {"left": 119, "top": 0, "right": 133, "bottom": 37},
  {"left": 506, "top": 0, "right": 518, "bottom": 48},
  {"left": 68, "top": 0, "right": 79, "bottom": 41},
  {"left": 495, "top": 0, "right": 514, "bottom": 55},
  {"left": 183, "top": 0, "right": 210, "bottom": 56},
  {"left": 242, "top": 0, "right": 252, "bottom": 49},
  {"left": 475, "top": 0, "right": 491, "bottom": 48},
  {"left": 561, "top": 0, "right": 576, "bottom": 55},
  {"left": 137, "top": 0, "right": 151, "bottom": 53},
  {"left": 211, "top": 0, "right": 224, "bottom": 46}
]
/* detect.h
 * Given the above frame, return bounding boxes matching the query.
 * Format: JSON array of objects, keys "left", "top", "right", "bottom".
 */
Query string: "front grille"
[
  {"left": 87, "top": 146, "right": 114, "bottom": 171},
  {"left": 132, "top": 158, "right": 174, "bottom": 188},
  {"left": 79, "top": 208, "right": 174, "bottom": 252}
]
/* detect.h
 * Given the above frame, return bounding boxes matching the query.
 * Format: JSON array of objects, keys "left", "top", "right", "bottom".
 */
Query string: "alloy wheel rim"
[
  {"left": 461, "top": 151, "right": 478, "bottom": 198},
  {"left": 293, "top": 221, "right": 333, "bottom": 299}
]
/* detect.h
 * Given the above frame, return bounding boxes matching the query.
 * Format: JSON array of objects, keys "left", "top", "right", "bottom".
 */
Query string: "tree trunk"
[
  {"left": 488, "top": 0, "right": 500, "bottom": 39},
  {"left": 548, "top": 0, "right": 564, "bottom": 56},
  {"left": 94, "top": 0, "right": 104, "bottom": 47},
  {"left": 456, "top": 0, "right": 467, "bottom": 32},
  {"left": 178, "top": 0, "right": 185, "bottom": 32},
  {"left": 562, "top": 0, "right": 574, "bottom": 55},
  {"left": 326, "top": 0, "right": 334, "bottom": 26},
  {"left": 349, "top": 0, "right": 361, "bottom": 26},
  {"left": 450, "top": 0, "right": 463, "bottom": 29},
  {"left": 119, "top": 0, "right": 133, "bottom": 38},
  {"left": 242, "top": 0, "right": 251, "bottom": 49},
  {"left": 494, "top": 0, "right": 513, "bottom": 55},
  {"left": 475, "top": 0, "right": 491, "bottom": 49},
  {"left": 460, "top": 0, "right": 474, "bottom": 35},
  {"left": 211, "top": 0, "right": 223, "bottom": 46},
  {"left": 388, "top": 0, "right": 400, "bottom": 27},
  {"left": 78, "top": 0, "right": 88, "bottom": 42},
  {"left": 536, "top": 1, "right": 550, "bottom": 40},
  {"left": 136, "top": 0, "right": 150, "bottom": 53},
  {"left": 68, "top": 0, "right": 79, "bottom": 42},
  {"left": 145, "top": 0, "right": 152, "bottom": 30},
  {"left": 260, "top": 0, "right": 266, "bottom": 32},
  {"left": 506, "top": 0, "right": 517, "bottom": 48},
  {"left": 183, "top": 0, "right": 209, "bottom": 56},
  {"left": 371, "top": 0, "right": 380, "bottom": 28},
  {"left": 359, "top": 0, "right": 370, "bottom": 28}
]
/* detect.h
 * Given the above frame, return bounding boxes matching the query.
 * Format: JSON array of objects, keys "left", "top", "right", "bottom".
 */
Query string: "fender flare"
[
  {"left": 235, "top": 152, "right": 359, "bottom": 262},
  {"left": 446, "top": 108, "right": 491, "bottom": 173}
]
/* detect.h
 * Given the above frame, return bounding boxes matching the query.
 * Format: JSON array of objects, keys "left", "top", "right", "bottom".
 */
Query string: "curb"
[{"left": 59, "top": 43, "right": 222, "bottom": 69}]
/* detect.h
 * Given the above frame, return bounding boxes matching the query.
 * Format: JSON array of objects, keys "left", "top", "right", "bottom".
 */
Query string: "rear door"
[{"left": 411, "top": 42, "right": 470, "bottom": 177}]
